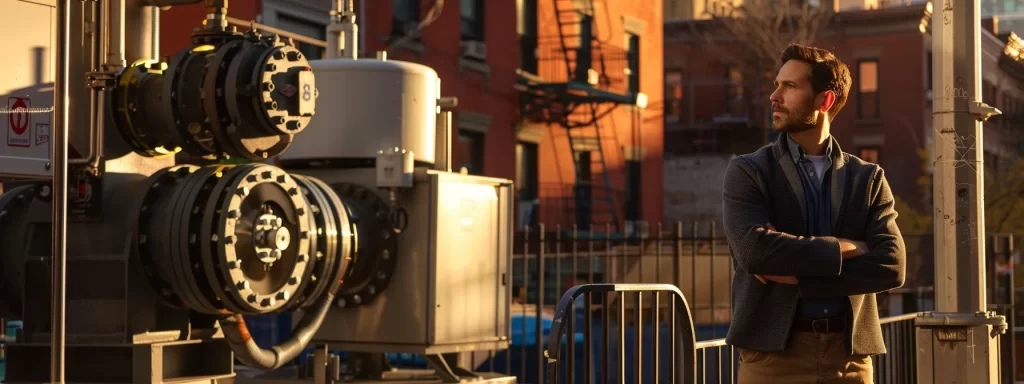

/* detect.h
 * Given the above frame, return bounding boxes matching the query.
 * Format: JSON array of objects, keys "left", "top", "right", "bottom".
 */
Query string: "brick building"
[
  {"left": 518, "top": 0, "right": 664, "bottom": 231},
  {"left": 662, "top": 4, "right": 1024, "bottom": 220},
  {"left": 159, "top": 0, "right": 665, "bottom": 232}
]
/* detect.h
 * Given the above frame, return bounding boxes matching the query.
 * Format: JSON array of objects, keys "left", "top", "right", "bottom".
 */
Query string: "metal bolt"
[
  {"left": 236, "top": 281, "right": 249, "bottom": 290},
  {"left": 288, "top": 187, "right": 299, "bottom": 196},
  {"left": 247, "top": 294, "right": 257, "bottom": 303},
  {"left": 263, "top": 82, "right": 275, "bottom": 92},
  {"left": 228, "top": 260, "right": 241, "bottom": 269},
  {"left": 227, "top": 209, "right": 241, "bottom": 218},
  {"left": 262, "top": 171, "right": 273, "bottom": 180},
  {"left": 261, "top": 298, "right": 275, "bottom": 307},
  {"left": 273, "top": 51, "right": 284, "bottom": 60},
  {"left": 297, "top": 254, "right": 308, "bottom": 262},
  {"left": 265, "top": 63, "right": 277, "bottom": 71},
  {"left": 296, "top": 208, "right": 306, "bottom": 216},
  {"left": 236, "top": 187, "right": 249, "bottom": 197},
  {"left": 277, "top": 175, "right": 288, "bottom": 183},
  {"left": 276, "top": 291, "right": 290, "bottom": 301},
  {"left": 288, "top": 276, "right": 299, "bottom": 285},
  {"left": 247, "top": 174, "right": 258, "bottom": 182}
]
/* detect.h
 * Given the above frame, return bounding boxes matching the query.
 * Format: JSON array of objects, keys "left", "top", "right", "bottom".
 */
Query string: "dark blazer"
[{"left": 721, "top": 134, "right": 906, "bottom": 355}]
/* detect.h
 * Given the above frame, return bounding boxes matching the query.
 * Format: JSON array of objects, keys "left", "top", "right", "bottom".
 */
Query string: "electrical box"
[{"left": 0, "top": 0, "right": 56, "bottom": 180}]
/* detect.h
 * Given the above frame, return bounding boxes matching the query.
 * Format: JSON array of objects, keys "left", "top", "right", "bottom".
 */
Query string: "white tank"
[{"left": 281, "top": 57, "right": 439, "bottom": 165}]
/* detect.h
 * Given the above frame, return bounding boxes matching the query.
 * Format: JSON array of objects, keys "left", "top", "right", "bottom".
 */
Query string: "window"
[
  {"left": 457, "top": 131, "right": 485, "bottom": 174},
  {"left": 515, "top": 142, "right": 539, "bottom": 201},
  {"left": 625, "top": 33, "right": 640, "bottom": 94},
  {"left": 277, "top": 14, "right": 327, "bottom": 60},
  {"left": 624, "top": 159, "right": 642, "bottom": 221},
  {"left": 725, "top": 66, "right": 744, "bottom": 114},
  {"left": 857, "top": 60, "right": 879, "bottom": 119},
  {"left": 664, "top": 71, "right": 683, "bottom": 123},
  {"left": 858, "top": 146, "right": 880, "bottom": 164},
  {"left": 518, "top": 0, "right": 538, "bottom": 73},
  {"left": 392, "top": 0, "right": 419, "bottom": 35},
  {"left": 461, "top": 0, "right": 484, "bottom": 41}
]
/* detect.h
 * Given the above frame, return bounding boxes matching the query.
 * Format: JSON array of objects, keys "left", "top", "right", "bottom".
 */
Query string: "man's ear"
[{"left": 818, "top": 90, "right": 836, "bottom": 113}]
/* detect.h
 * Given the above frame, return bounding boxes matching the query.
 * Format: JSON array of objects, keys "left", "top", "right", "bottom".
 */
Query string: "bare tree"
[
  {"left": 705, "top": 0, "right": 831, "bottom": 81},
  {"left": 686, "top": 0, "right": 833, "bottom": 142}
]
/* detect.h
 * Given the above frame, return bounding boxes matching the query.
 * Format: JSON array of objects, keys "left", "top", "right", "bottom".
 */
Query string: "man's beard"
[{"left": 771, "top": 107, "right": 816, "bottom": 133}]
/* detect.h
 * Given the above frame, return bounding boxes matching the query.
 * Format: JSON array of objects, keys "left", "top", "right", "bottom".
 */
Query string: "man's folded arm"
[
  {"left": 797, "top": 167, "right": 907, "bottom": 298},
  {"left": 722, "top": 157, "right": 844, "bottom": 277}
]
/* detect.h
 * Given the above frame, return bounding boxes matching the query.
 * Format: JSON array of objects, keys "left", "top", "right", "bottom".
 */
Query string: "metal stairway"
[{"left": 553, "top": 0, "right": 620, "bottom": 232}]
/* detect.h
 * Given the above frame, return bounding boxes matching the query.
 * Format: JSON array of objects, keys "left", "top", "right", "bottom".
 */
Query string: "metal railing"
[
  {"left": 686, "top": 312, "right": 922, "bottom": 384},
  {"left": 543, "top": 284, "right": 698, "bottom": 384},
  {"left": 464, "top": 222, "right": 1014, "bottom": 383},
  {"left": 540, "top": 283, "right": 923, "bottom": 384}
]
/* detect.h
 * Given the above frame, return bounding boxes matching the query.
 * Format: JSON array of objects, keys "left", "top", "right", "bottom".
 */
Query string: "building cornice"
[{"left": 665, "top": 4, "right": 932, "bottom": 43}]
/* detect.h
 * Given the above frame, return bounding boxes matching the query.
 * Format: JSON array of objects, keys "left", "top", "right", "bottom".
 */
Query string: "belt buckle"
[{"left": 811, "top": 318, "right": 830, "bottom": 333}]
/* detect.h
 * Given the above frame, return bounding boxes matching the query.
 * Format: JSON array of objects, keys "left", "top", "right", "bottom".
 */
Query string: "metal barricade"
[{"left": 544, "top": 283, "right": 698, "bottom": 384}]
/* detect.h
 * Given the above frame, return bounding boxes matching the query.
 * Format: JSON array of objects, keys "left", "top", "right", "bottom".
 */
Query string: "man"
[{"left": 722, "top": 44, "right": 906, "bottom": 384}]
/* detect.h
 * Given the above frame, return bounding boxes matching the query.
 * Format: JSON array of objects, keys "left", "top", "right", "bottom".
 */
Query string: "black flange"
[{"left": 330, "top": 183, "right": 399, "bottom": 309}]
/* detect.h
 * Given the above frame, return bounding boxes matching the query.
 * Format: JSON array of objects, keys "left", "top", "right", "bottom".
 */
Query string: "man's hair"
[{"left": 780, "top": 44, "right": 852, "bottom": 120}]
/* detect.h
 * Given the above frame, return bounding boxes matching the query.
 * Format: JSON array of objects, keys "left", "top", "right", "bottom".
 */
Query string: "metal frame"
[{"left": 544, "top": 283, "right": 698, "bottom": 384}]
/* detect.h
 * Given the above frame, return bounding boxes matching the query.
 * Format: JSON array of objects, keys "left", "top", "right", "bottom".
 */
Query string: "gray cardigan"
[{"left": 721, "top": 135, "right": 907, "bottom": 355}]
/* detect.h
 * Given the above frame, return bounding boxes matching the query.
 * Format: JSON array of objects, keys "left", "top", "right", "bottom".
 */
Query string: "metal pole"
[
  {"left": 51, "top": 0, "right": 71, "bottom": 383},
  {"left": 916, "top": 0, "right": 1005, "bottom": 381},
  {"left": 931, "top": 0, "right": 995, "bottom": 313}
]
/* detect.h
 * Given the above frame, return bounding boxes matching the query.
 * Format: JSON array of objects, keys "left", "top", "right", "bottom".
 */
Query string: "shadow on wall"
[{"left": 663, "top": 154, "right": 736, "bottom": 229}]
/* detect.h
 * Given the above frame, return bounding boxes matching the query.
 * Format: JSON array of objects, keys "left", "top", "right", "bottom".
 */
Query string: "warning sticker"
[
  {"left": 35, "top": 123, "right": 49, "bottom": 146},
  {"left": 7, "top": 97, "right": 32, "bottom": 147}
]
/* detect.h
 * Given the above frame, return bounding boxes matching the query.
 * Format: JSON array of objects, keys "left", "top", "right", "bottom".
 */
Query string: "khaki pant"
[{"left": 737, "top": 331, "right": 873, "bottom": 384}]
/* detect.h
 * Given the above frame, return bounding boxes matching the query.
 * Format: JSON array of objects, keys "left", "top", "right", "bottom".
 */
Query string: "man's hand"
[
  {"left": 754, "top": 223, "right": 799, "bottom": 285},
  {"left": 839, "top": 238, "right": 870, "bottom": 259},
  {"left": 755, "top": 274, "right": 799, "bottom": 285}
]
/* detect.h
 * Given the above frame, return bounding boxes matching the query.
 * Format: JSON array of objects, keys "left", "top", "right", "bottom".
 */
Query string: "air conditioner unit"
[{"left": 461, "top": 41, "right": 487, "bottom": 61}]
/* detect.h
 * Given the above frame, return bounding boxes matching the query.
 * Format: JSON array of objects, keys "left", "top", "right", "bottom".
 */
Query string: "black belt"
[{"left": 792, "top": 316, "right": 848, "bottom": 333}]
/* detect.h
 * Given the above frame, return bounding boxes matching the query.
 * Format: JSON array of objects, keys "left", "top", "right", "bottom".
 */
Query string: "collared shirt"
[{"left": 786, "top": 134, "right": 847, "bottom": 319}]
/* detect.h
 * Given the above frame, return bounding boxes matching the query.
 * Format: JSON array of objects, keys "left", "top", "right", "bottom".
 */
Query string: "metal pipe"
[
  {"left": 226, "top": 16, "right": 327, "bottom": 48},
  {"left": 109, "top": 0, "right": 125, "bottom": 67},
  {"left": 70, "top": 0, "right": 109, "bottom": 169},
  {"left": 51, "top": 0, "right": 71, "bottom": 382},
  {"left": 152, "top": 6, "right": 160, "bottom": 59}
]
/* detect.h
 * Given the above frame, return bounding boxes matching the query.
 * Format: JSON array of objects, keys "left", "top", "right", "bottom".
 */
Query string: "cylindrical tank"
[{"left": 280, "top": 58, "right": 439, "bottom": 165}]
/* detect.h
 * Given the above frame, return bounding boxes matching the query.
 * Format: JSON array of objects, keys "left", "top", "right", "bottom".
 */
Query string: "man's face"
[{"left": 769, "top": 60, "right": 823, "bottom": 133}]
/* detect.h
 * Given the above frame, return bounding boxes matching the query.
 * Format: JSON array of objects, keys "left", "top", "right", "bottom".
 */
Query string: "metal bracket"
[
  {"left": 424, "top": 354, "right": 483, "bottom": 383},
  {"left": 86, "top": 67, "right": 120, "bottom": 90},
  {"left": 915, "top": 311, "right": 1008, "bottom": 336},
  {"left": 969, "top": 101, "right": 1002, "bottom": 122}
]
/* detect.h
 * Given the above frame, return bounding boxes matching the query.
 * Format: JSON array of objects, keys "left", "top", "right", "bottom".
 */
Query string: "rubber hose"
[{"left": 220, "top": 292, "right": 335, "bottom": 370}]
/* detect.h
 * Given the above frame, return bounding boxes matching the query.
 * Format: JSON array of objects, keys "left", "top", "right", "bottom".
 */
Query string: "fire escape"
[{"left": 519, "top": 0, "right": 643, "bottom": 233}]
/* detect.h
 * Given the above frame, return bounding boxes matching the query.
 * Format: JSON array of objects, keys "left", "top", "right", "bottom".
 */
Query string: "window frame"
[{"left": 857, "top": 59, "right": 880, "bottom": 120}]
